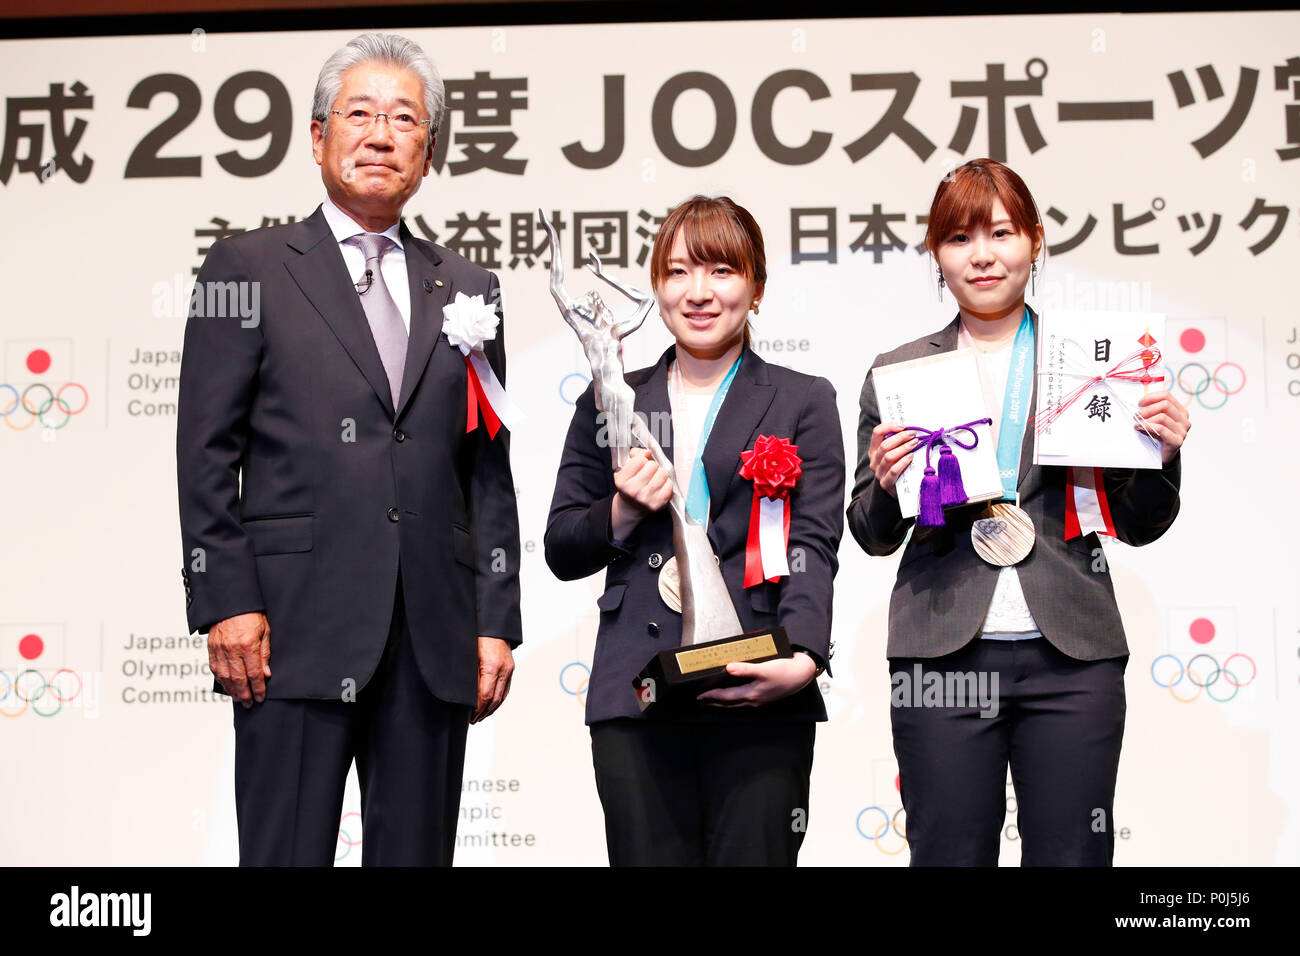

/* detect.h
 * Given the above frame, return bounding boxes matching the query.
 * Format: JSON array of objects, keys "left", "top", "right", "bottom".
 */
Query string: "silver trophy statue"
[{"left": 541, "top": 212, "right": 788, "bottom": 709}]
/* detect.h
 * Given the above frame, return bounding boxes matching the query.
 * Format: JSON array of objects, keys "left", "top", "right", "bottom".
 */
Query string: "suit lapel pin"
[
  {"left": 434, "top": 279, "right": 444, "bottom": 288},
  {"left": 423, "top": 279, "right": 434, "bottom": 293}
]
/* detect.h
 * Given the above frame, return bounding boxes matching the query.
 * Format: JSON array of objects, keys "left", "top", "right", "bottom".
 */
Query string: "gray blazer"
[
  {"left": 846, "top": 309, "right": 1181, "bottom": 661},
  {"left": 177, "top": 205, "right": 523, "bottom": 704}
]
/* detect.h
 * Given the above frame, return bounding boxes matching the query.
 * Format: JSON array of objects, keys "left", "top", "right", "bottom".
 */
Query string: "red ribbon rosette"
[{"left": 738, "top": 435, "right": 803, "bottom": 587}]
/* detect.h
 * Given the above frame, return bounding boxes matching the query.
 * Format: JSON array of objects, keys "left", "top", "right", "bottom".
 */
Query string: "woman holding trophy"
[
  {"left": 847, "top": 159, "right": 1191, "bottom": 866},
  {"left": 545, "top": 195, "right": 845, "bottom": 866}
]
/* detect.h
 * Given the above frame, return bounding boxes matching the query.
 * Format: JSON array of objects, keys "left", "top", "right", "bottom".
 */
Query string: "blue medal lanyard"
[
  {"left": 672, "top": 353, "right": 743, "bottom": 523},
  {"left": 991, "top": 308, "right": 1035, "bottom": 502}
]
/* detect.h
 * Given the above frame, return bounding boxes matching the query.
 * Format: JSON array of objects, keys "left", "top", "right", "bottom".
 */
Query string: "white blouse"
[{"left": 975, "top": 344, "right": 1041, "bottom": 638}]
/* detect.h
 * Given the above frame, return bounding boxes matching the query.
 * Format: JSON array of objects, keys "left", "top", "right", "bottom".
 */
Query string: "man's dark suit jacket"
[
  {"left": 177, "top": 204, "right": 522, "bottom": 705},
  {"left": 545, "top": 345, "right": 845, "bottom": 724},
  {"left": 846, "top": 308, "right": 1181, "bottom": 662}
]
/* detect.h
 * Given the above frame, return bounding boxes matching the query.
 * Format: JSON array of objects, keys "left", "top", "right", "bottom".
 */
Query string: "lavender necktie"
[{"left": 354, "top": 233, "right": 408, "bottom": 406}]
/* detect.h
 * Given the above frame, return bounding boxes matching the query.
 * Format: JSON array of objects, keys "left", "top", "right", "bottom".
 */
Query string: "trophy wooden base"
[{"left": 633, "top": 627, "right": 791, "bottom": 713}]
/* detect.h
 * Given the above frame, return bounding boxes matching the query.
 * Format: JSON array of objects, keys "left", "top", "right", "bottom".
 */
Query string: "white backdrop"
[{"left": 2, "top": 12, "right": 1297, "bottom": 865}]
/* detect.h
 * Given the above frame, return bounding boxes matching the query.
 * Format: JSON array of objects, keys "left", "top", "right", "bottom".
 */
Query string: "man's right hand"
[{"left": 208, "top": 612, "right": 271, "bottom": 708}]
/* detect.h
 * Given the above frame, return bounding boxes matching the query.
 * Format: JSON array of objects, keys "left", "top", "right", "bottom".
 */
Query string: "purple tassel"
[
  {"left": 918, "top": 467, "right": 944, "bottom": 526},
  {"left": 937, "top": 445, "right": 968, "bottom": 507}
]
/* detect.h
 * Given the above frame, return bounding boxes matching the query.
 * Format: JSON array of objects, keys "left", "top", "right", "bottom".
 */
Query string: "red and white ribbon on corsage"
[
  {"left": 1065, "top": 466, "right": 1116, "bottom": 540},
  {"left": 738, "top": 435, "right": 803, "bottom": 587},
  {"left": 441, "top": 291, "right": 524, "bottom": 439}
]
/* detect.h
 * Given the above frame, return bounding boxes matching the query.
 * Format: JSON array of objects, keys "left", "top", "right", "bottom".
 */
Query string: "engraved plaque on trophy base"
[{"left": 634, "top": 627, "right": 791, "bottom": 713}]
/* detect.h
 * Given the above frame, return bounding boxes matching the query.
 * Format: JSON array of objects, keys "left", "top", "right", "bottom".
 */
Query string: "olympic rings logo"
[
  {"left": 1149, "top": 652, "right": 1256, "bottom": 703},
  {"left": 558, "top": 373, "right": 590, "bottom": 406},
  {"left": 335, "top": 810, "right": 362, "bottom": 862},
  {"left": 855, "top": 805, "right": 908, "bottom": 856},
  {"left": 1158, "top": 362, "right": 1245, "bottom": 411},
  {"left": 559, "top": 661, "right": 590, "bottom": 706},
  {"left": 0, "top": 382, "right": 89, "bottom": 430},
  {"left": 0, "top": 667, "right": 83, "bottom": 717}
]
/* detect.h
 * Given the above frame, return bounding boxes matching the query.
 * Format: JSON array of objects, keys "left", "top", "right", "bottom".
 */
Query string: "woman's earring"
[
  {"left": 1031, "top": 260, "right": 1038, "bottom": 297},
  {"left": 937, "top": 268, "right": 946, "bottom": 297},
  {"left": 751, "top": 300, "right": 760, "bottom": 315}
]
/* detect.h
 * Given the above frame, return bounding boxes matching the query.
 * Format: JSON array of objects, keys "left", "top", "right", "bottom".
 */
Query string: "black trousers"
[
  {"left": 589, "top": 718, "right": 816, "bottom": 866},
  {"left": 232, "top": 577, "right": 471, "bottom": 866},
  {"left": 889, "top": 638, "right": 1126, "bottom": 867}
]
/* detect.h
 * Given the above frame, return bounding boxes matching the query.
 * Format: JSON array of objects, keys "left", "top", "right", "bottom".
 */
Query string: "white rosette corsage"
[{"left": 441, "top": 291, "right": 523, "bottom": 437}]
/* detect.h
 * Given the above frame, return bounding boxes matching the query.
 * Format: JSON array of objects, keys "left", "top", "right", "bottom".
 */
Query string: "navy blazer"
[
  {"left": 177, "top": 205, "right": 523, "bottom": 705},
  {"left": 545, "top": 345, "right": 845, "bottom": 724},
  {"left": 846, "top": 309, "right": 1181, "bottom": 661}
]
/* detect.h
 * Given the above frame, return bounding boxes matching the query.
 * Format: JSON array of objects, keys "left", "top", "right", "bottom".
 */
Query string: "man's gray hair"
[{"left": 312, "top": 32, "right": 445, "bottom": 157}]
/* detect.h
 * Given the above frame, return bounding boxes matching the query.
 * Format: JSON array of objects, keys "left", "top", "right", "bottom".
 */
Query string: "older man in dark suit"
[{"left": 177, "top": 32, "right": 521, "bottom": 866}]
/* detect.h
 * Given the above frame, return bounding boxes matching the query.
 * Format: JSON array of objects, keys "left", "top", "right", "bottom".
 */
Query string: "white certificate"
[
  {"left": 1033, "top": 310, "right": 1166, "bottom": 469},
  {"left": 872, "top": 349, "right": 1002, "bottom": 519}
]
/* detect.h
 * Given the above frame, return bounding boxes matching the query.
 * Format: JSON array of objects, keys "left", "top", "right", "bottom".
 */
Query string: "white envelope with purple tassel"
[{"left": 872, "top": 349, "right": 1003, "bottom": 522}]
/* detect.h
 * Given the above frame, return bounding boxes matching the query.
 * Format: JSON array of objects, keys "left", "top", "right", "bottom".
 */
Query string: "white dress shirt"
[
  {"left": 320, "top": 196, "right": 412, "bottom": 332},
  {"left": 670, "top": 389, "right": 716, "bottom": 531},
  {"left": 977, "top": 343, "right": 1041, "bottom": 637}
]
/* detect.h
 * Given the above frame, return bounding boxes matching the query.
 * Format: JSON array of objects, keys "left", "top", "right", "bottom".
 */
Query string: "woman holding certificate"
[
  {"left": 847, "top": 159, "right": 1190, "bottom": 866},
  {"left": 545, "top": 195, "right": 845, "bottom": 866}
]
